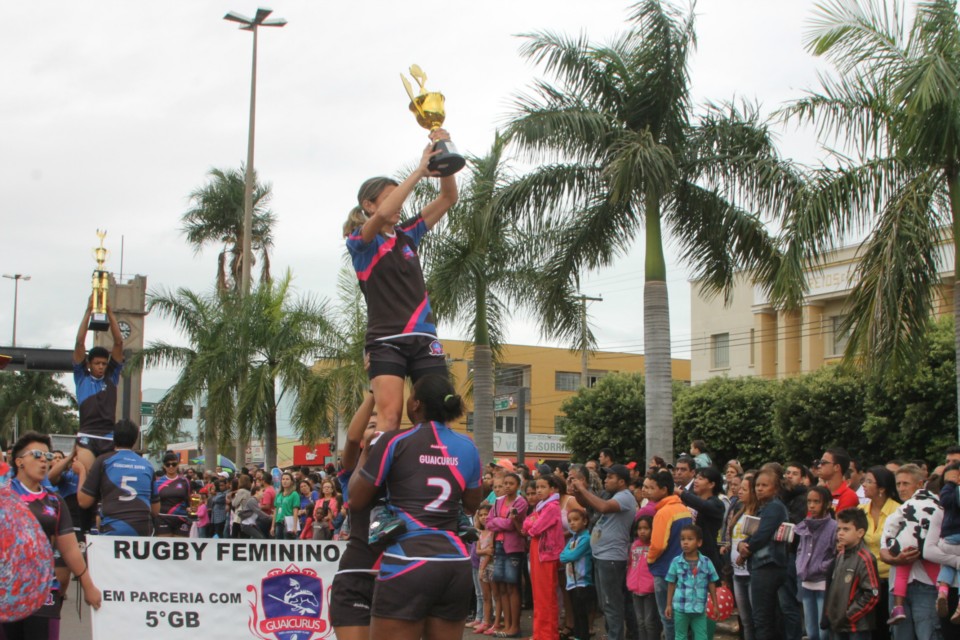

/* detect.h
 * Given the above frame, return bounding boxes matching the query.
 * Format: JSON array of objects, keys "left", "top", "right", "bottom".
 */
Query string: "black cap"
[{"left": 607, "top": 464, "right": 631, "bottom": 483}]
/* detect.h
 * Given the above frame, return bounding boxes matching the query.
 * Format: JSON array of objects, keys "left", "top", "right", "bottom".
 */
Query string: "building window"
[
  {"left": 831, "top": 316, "right": 850, "bottom": 356},
  {"left": 554, "top": 415, "right": 569, "bottom": 433},
  {"left": 556, "top": 370, "right": 606, "bottom": 391},
  {"left": 495, "top": 366, "right": 525, "bottom": 389},
  {"left": 555, "top": 372, "right": 580, "bottom": 391},
  {"left": 495, "top": 415, "right": 516, "bottom": 433},
  {"left": 711, "top": 333, "right": 730, "bottom": 369},
  {"left": 466, "top": 412, "right": 474, "bottom": 432},
  {"left": 749, "top": 328, "right": 755, "bottom": 367}
]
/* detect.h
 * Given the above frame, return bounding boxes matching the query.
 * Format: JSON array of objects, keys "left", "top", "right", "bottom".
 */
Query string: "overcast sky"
[{"left": 1, "top": 0, "right": 829, "bottom": 392}]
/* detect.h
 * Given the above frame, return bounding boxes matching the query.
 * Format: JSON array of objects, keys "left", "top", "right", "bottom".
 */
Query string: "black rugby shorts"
[
  {"left": 371, "top": 558, "right": 472, "bottom": 622},
  {"left": 330, "top": 571, "right": 376, "bottom": 628},
  {"left": 367, "top": 336, "right": 448, "bottom": 382}
]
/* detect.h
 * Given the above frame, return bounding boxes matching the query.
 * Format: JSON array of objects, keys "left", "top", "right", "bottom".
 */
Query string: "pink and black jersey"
[
  {"left": 10, "top": 478, "right": 72, "bottom": 591},
  {"left": 346, "top": 215, "right": 437, "bottom": 345},
  {"left": 359, "top": 421, "right": 481, "bottom": 566},
  {"left": 154, "top": 475, "right": 190, "bottom": 518}
]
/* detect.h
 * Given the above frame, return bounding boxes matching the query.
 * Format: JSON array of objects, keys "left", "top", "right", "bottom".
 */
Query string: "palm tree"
[
  {"left": 0, "top": 371, "right": 78, "bottom": 443},
  {"left": 234, "top": 271, "right": 339, "bottom": 468},
  {"left": 181, "top": 166, "right": 276, "bottom": 292},
  {"left": 776, "top": 0, "right": 960, "bottom": 440},
  {"left": 423, "top": 133, "right": 579, "bottom": 466},
  {"left": 503, "top": 0, "right": 794, "bottom": 461},
  {"left": 129, "top": 289, "right": 241, "bottom": 473},
  {"left": 295, "top": 268, "right": 370, "bottom": 454}
]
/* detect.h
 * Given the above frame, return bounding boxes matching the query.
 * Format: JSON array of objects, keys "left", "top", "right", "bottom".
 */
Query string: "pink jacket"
[
  {"left": 486, "top": 495, "right": 529, "bottom": 554},
  {"left": 626, "top": 540, "right": 654, "bottom": 595},
  {"left": 522, "top": 496, "right": 564, "bottom": 562}
]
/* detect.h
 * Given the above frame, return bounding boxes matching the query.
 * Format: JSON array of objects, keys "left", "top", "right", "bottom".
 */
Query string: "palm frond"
[{"left": 842, "top": 168, "right": 948, "bottom": 370}]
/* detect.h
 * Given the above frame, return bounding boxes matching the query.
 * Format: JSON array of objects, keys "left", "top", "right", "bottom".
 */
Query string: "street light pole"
[
  {"left": 223, "top": 7, "right": 286, "bottom": 296},
  {"left": 2, "top": 273, "right": 31, "bottom": 347}
]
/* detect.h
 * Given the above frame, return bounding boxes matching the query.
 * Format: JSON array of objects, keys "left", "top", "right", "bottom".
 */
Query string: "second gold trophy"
[{"left": 401, "top": 64, "right": 465, "bottom": 177}]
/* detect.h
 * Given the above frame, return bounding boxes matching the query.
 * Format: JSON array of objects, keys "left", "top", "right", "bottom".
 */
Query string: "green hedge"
[{"left": 559, "top": 318, "right": 957, "bottom": 468}]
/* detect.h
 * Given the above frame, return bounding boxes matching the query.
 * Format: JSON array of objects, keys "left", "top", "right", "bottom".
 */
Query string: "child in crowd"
[
  {"left": 936, "top": 461, "right": 960, "bottom": 621},
  {"left": 627, "top": 515, "right": 660, "bottom": 640},
  {"left": 665, "top": 524, "right": 719, "bottom": 640},
  {"left": 486, "top": 472, "right": 528, "bottom": 638},
  {"left": 469, "top": 503, "right": 495, "bottom": 633},
  {"left": 559, "top": 509, "right": 595, "bottom": 640},
  {"left": 524, "top": 480, "right": 539, "bottom": 511},
  {"left": 196, "top": 498, "right": 210, "bottom": 538},
  {"left": 794, "top": 485, "right": 837, "bottom": 640},
  {"left": 522, "top": 475, "right": 564, "bottom": 640},
  {"left": 824, "top": 508, "right": 880, "bottom": 639}
]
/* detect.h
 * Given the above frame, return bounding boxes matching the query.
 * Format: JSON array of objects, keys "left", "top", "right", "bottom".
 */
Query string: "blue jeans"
[
  {"left": 654, "top": 576, "right": 675, "bottom": 640},
  {"left": 800, "top": 586, "right": 825, "bottom": 640},
  {"left": 733, "top": 574, "right": 755, "bottom": 640},
  {"left": 595, "top": 560, "right": 628, "bottom": 640},
  {"left": 471, "top": 566, "right": 483, "bottom": 622},
  {"left": 750, "top": 564, "right": 786, "bottom": 639},
  {"left": 780, "top": 555, "right": 803, "bottom": 640},
  {"left": 937, "top": 533, "right": 960, "bottom": 586},
  {"left": 891, "top": 581, "right": 942, "bottom": 640}
]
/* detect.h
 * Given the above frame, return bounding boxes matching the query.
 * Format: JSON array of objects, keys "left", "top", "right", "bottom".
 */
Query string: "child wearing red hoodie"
[{"left": 523, "top": 474, "right": 565, "bottom": 640}]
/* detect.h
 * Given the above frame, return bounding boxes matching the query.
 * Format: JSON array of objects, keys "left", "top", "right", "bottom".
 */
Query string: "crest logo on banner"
[{"left": 247, "top": 565, "right": 332, "bottom": 640}]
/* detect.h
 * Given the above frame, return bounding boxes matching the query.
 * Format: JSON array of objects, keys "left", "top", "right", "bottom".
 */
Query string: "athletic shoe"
[{"left": 887, "top": 605, "right": 907, "bottom": 625}]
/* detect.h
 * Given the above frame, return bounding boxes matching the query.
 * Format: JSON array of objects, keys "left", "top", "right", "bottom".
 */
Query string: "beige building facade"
[{"left": 690, "top": 241, "right": 955, "bottom": 383}]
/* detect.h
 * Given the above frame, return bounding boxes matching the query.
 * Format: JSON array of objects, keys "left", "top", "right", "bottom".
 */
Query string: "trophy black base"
[
  {"left": 88, "top": 313, "right": 110, "bottom": 332},
  {"left": 428, "top": 139, "right": 466, "bottom": 177}
]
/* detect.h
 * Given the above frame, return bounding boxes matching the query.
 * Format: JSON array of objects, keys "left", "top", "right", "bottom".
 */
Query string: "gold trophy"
[
  {"left": 401, "top": 64, "right": 465, "bottom": 177},
  {"left": 188, "top": 493, "right": 202, "bottom": 517},
  {"left": 88, "top": 230, "right": 111, "bottom": 332}
]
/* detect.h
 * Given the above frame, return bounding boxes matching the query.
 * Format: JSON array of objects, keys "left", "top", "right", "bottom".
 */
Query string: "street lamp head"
[
  {"left": 2, "top": 274, "right": 31, "bottom": 281},
  {"left": 223, "top": 11, "right": 254, "bottom": 25},
  {"left": 223, "top": 8, "right": 286, "bottom": 29}
]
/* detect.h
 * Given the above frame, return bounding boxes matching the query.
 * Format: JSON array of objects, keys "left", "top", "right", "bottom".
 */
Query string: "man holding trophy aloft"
[{"left": 72, "top": 231, "right": 125, "bottom": 475}]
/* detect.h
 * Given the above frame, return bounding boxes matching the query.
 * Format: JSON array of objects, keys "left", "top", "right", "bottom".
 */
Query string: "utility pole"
[{"left": 577, "top": 294, "right": 602, "bottom": 387}]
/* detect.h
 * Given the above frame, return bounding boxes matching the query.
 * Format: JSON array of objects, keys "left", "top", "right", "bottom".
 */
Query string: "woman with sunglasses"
[
  {"left": 3, "top": 431, "right": 101, "bottom": 640},
  {"left": 154, "top": 451, "right": 192, "bottom": 538}
]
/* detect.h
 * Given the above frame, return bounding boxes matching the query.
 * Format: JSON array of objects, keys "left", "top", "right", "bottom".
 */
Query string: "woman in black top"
[{"left": 678, "top": 466, "right": 725, "bottom": 569}]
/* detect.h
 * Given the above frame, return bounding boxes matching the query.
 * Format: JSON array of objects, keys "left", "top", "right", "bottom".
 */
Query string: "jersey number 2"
[
  {"left": 119, "top": 476, "right": 139, "bottom": 502},
  {"left": 424, "top": 477, "right": 452, "bottom": 512}
]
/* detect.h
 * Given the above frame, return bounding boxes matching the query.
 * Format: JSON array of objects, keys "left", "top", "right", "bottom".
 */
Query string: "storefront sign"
[{"left": 492, "top": 432, "right": 569, "bottom": 455}]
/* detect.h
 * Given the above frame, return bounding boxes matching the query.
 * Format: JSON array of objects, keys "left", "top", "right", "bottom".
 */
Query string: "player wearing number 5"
[
  {"left": 78, "top": 420, "right": 159, "bottom": 536},
  {"left": 349, "top": 374, "right": 483, "bottom": 640}
]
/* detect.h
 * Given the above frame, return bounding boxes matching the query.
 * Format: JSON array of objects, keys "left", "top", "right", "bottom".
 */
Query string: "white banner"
[
  {"left": 492, "top": 432, "right": 570, "bottom": 455},
  {"left": 87, "top": 536, "right": 347, "bottom": 640}
]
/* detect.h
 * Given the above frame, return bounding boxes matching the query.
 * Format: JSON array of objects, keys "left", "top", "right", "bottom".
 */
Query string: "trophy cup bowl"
[{"left": 402, "top": 67, "right": 466, "bottom": 177}]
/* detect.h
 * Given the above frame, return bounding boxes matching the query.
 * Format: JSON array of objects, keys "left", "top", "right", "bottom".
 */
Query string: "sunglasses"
[
  {"left": 164, "top": 462, "right": 179, "bottom": 468},
  {"left": 19, "top": 450, "right": 55, "bottom": 462}
]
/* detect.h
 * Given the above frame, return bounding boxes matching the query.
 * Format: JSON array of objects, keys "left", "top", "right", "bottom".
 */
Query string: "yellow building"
[
  {"left": 440, "top": 339, "right": 691, "bottom": 458},
  {"left": 689, "top": 240, "right": 955, "bottom": 382}
]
